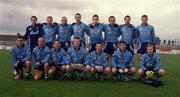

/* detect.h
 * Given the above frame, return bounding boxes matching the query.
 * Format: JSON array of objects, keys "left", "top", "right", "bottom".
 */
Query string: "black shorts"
[
  {"left": 50, "top": 62, "right": 63, "bottom": 72},
  {"left": 46, "top": 42, "right": 53, "bottom": 49},
  {"left": 137, "top": 42, "right": 156, "bottom": 54},
  {"left": 15, "top": 61, "right": 25, "bottom": 70},
  {"left": 103, "top": 42, "right": 118, "bottom": 55},
  {"left": 126, "top": 44, "right": 134, "bottom": 55},
  {"left": 35, "top": 64, "right": 44, "bottom": 71},
  {"left": 89, "top": 43, "right": 96, "bottom": 53},
  {"left": 115, "top": 66, "right": 132, "bottom": 69},
  {"left": 61, "top": 41, "right": 71, "bottom": 51},
  {"left": 80, "top": 41, "right": 85, "bottom": 47}
]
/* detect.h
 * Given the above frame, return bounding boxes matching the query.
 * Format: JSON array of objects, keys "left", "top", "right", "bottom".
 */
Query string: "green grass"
[{"left": 0, "top": 50, "right": 180, "bottom": 97}]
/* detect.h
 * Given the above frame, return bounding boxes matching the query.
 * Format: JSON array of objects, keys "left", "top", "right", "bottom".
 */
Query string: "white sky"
[{"left": 0, "top": 0, "right": 179, "bottom": 40}]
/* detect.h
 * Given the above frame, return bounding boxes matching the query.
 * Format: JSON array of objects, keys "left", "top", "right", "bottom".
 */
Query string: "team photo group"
[{"left": 10, "top": 13, "right": 165, "bottom": 87}]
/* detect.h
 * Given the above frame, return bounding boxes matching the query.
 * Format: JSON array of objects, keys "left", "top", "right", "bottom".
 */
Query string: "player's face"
[
  {"left": 109, "top": 18, "right": 115, "bottom": 25},
  {"left": 92, "top": 17, "right": 99, "bottom": 25},
  {"left": 16, "top": 38, "right": 24, "bottom": 47},
  {"left": 74, "top": 39, "right": 80, "bottom": 47},
  {"left": 61, "top": 17, "right": 67, "bottom": 24},
  {"left": 141, "top": 17, "right": 148, "bottom": 24},
  {"left": 47, "top": 17, "right": 53, "bottom": 25},
  {"left": 147, "top": 46, "right": 153, "bottom": 55},
  {"left": 124, "top": 17, "right": 131, "bottom": 24},
  {"left": 95, "top": 44, "right": 102, "bottom": 52},
  {"left": 75, "top": 15, "right": 81, "bottom": 23},
  {"left": 31, "top": 18, "right": 37, "bottom": 25},
  {"left": 119, "top": 43, "right": 126, "bottom": 51},
  {"left": 53, "top": 41, "right": 61, "bottom": 49},
  {"left": 38, "top": 38, "right": 45, "bottom": 48}
]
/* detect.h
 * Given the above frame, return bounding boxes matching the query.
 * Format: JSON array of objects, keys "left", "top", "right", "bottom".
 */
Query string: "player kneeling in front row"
[
  {"left": 112, "top": 40, "right": 136, "bottom": 81},
  {"left": 138, "top": 44, "right": 165, "bottom": 87},
  {"left": 66, "top": 37, "right": 88, "bottom": 80},
  {"left": 32, "top": 37, "right": 51, "bottom": 80},
  {"left": 86, "top": 42, "right": 110, "bottom": 81},
  {"left": 48, "top": 39, "right": 68, "bottom": 80},
  {"left": 10, "top": 34, "right": 31, "bottom": 80}
]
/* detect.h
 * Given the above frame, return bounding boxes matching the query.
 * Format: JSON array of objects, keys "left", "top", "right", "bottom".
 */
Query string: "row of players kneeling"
[{"left": 11, "top": 36, "right": 165, "bottom": 87}]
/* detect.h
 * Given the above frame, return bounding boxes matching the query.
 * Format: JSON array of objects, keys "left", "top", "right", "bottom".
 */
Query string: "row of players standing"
[{"left": 24, "top": 13, "right": 156, "bottom": 57}]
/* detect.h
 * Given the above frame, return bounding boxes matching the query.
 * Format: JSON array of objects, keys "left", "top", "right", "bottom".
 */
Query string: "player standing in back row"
[
  {"left": 72, "top": 13, "right": 88, "bottom": 47},
  {"left": 136, "top": 15, "right": 156, "bottom": 59}
]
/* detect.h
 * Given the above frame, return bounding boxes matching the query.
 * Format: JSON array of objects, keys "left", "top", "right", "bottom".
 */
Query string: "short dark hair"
[
  {"left": 53, "top": 38, "right": 60, "bottom": 43},
  {"left": 96, "top": 42, "right": 102, "bottom": 46},
  {"left": 31, "top": 16, "right": 37, "bottom": 20},
  {"left": 124, "top": 15, "right": 131, "bottom": 20},
  {"left": 109, "top": 16, "right": 115, "bottom": 21},
  {"left": 47, "top": 16, "right": 53, "bottom": 19},
  {"left": 75, "top": 13, "right": 81, "bottom": 17},
  {"left": 141, "top": 15, "right": 148, "bottom": 18},
  {"left": 74, "top": 37, "right": 80, "bottom": 40},
  {"left": 119, "top": 40, "right": 126, "bottom": 45},
  {"left": 16, "top": 33, "right": 24, "bottom": 39},
  {"left": 92, "top": 14, "right": 99, "bottom": 18},
  {"left": 147, "top": 44, "right": 154, "bottom": 48}
]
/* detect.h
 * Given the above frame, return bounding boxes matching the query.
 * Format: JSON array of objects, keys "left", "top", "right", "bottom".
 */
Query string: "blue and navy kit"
[
  {"left": 57, "top": 23, "right": 73, "bottom": 51},
  {"left": 87, "top": 23, "right": 105, "bottom": 52},
  {"left": 32, "top": 46, "right": 50, "bottom": 70},
  {"left": 86, "top": 51, "right": 108, "bottom": 68},
  {"left": 72, "top": 22, "right": 88, "bottom": 46},
  {"left": 50, "top": 47, "right": 68, "bottom": 67},
  {"left": 103, "top": 24, "right": 120, "bottom": 54},
  {"left": 10, "top": 44, "right": 31, "bottom": 69},
  {"left": 139, "top": 53, "right": 161, "bottom": 72},
  {"left": 136, "top": 23, "right": 156, "bottom": 54},
  {"left": 112, "top": 49, "right": 134, "bottom": 69},
  {"left": 41, "top": 23, "right": 58, "bottom": 48},
  {"left": 66, "top": 46, "right": 87, "bottom": 64},
  {"left": 120, "top": 24, "right": 136, "bottom": 55}
]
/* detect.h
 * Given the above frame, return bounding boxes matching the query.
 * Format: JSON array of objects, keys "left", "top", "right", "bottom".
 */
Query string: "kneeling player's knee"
[
  {"left": 61, "top": 65, "right": 66, "bottom": 72},
  {"left": 90, "top": 68, "right": 96, "bottom": 74},
  {"left": 25, "top": 61, "right": 31, "bottom": 69},
  {"left": 34, "top": 70, "right": 42, "bottom": 80},
  {"left": 112, "top": 67, "right": 117, "bottom": 74},
  {"left": 25, "top": 60, "right": 31, "bottom": 65},
  {"left": 138, "top": 69, "right": 144, "bottom": 75},
  {"left": 14, "top": 74, "right": 20, "bottom": 80},
  {"left": 85, "top": 65, "right": 91, "bottom": 72},
  {"left": 130, "top": 67, "right": 136, "bottom": 73},
  {"left": 158, "top": 69, "right": 165, "bottom": 77},
  {"left": 44, "top": 63, "right": 49, "bottom": 68},
  {"left": 34, "top": 73, "right": 41, "bottom": 80},
  {"left": 104, "top": 67, "right": 110, "bottom": 74},
  {"left": 66, "top": 65, "right": 72, "bottom": 72},
  {"left": 48, "top": 67, "right": 55, "bottom": 75}
]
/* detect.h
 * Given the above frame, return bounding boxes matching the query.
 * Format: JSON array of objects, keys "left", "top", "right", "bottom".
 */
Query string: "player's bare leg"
[
  {"left": 157, "top": 69, "right": 165, "bottom": 77},
  {"left": 24, "top": 60, "right": 31, "bottom": 79},
  {"left": 60, "top": 65, "right": 66, "bottom": 80},
  {"left": 34, "top": 70, "right": 43, "bottom": 80},
  {"left": 44, "top": 63, "right": 49, "bottom": 79}
]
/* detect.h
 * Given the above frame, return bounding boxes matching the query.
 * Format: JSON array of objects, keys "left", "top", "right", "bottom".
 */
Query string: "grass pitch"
[{"left": 0, "top": 50, "right": 180, "bottom": 97}]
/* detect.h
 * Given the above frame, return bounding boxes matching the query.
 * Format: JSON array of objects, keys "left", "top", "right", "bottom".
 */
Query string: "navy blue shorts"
[
  {"left": 61, "top": 41, "right": 71, "bottom": 51},
  {"left": 137, "top": 42, "right": 156, "bottom": 54},
  {"left": 103, "top": 42, "right": 117, "bottom": 55},
  {"left": 46, "top": 42, "right": 53, "bottom": 49},
  {"left": 15, "top": 61, "right": 25, "bottom": 70},
  {"left": 35, "top": 64, "right": 44, "bottom": 71},
  {"left": 80, "top": 41, "right": 85, "bottom": 47},
  {"left": 89, "top": 43, "right": 96, "bottom": 53},
  {"left": 126, "top": 44, "right": 134, "bottom": 55}
]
